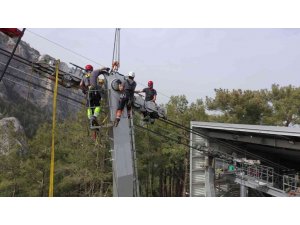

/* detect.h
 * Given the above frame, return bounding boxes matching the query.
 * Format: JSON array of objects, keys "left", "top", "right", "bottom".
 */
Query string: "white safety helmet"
[
  {"left": 98, "top": 74, "right": 105, "bottom": 84},
  {"left": 128, "top": 71, "right": 135, "bottom": 78}
]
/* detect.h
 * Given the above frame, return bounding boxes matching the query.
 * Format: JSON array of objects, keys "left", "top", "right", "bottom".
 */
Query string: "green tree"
[
  {"left": 206, "top": 88, "right": 272, "bottom": 124},
  {"left": 267, "top": 84, "right": 300, "bottom": 126},
  {"left": 0, "top": 123, "right": 29, "bottom": 196},
  {"left": 0, "top": 109, "right": 113, "bottom": 197},
  {"left": 135, "top": 95, "right": 209, "bottom": 196}
]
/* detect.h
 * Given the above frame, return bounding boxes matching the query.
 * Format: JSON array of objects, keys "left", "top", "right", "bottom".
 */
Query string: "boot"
[
  {"left": 90, "top": 116, "right": 96, "bottom": 128},
  {"left": 114, "top": 118, "right": 120, "bottom": 127}
]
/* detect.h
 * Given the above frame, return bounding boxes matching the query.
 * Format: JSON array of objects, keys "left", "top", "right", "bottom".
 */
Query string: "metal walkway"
[{"left": 217, "top": 160, "right": 299, "bottom": 197}]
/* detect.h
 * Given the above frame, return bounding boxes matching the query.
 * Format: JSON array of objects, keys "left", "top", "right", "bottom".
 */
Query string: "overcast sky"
[
  {"left": 2, "top": 0, "right": 300, "bottom": 221},
  {"left": 21, "top": 28, "right": 300, "bottom": 105}
]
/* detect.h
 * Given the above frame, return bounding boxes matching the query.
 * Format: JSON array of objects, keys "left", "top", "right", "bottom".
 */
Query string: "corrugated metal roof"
[{"left": 191, "top": 122, "right": 300, "bottom": 138}]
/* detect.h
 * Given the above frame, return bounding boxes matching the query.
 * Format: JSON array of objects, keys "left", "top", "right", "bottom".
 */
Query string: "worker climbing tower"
[
  {"left": 105, "top": 72, "right": 139, "bottom": 197},
  {"left": 105, "top": 28, "right": 139, "bottom": 197}
]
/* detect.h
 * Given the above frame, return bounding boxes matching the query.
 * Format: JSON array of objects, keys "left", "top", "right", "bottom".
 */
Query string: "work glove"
[{"left": 102, "top": 68, "right": 110, "bottom": 75}]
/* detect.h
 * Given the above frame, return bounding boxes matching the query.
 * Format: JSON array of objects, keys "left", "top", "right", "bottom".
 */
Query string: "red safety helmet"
[
  {"left": 148, "top": 80, "right": 153, "bottom": 88},
  {"left": 85, "top": 64, "right": 93, "bottom": 71}
]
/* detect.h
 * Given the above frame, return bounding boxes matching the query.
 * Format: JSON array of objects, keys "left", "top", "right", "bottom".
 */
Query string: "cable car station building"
[{"left": 190, "top": 122, "right": 300, "bottom": 197}]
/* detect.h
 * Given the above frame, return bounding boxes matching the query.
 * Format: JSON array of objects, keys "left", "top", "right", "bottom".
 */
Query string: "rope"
[
  {"left": 26, "top": 29, "right": 107, "bottom": 68},
  {"left": 0, "top": 33, "right": 171, "bottom": 103},
  {"left": 154, "top": 121, "right": 190, "bottom": 143},
  {"left": 0, "top": 68, "right": 84, "bottom": 105},
  {"left": 0, "top": 57, "right": 84, "bottom": 100},
  {"left": 135, "top": 124, "right": 203, "bottom": 152},
  {"left": 49, "top": 60, "right": 60, "bottom": 197},
  {"left": 22, "top": 62, "right": 34, "bottom": 127},
  {"left": 0, "top": 47, "right": 83, "bottom": 91},
  {"left": 2, "top": 76, "right": 82, "bottom": 109},
  {"left": 157, "top": 117, "right": 290, "bottom": 170},
  {"left": 112, "top": 28, "right": 121, "bottom": 72},
  {"left": 0, "top": 28, "right": 26, "bottom": 82},
  {"left": 102, "top": 115, "right": 108, "bottom": 124},
  {"left": 135, "top": 121, "right": 292, "bottom": 193}
]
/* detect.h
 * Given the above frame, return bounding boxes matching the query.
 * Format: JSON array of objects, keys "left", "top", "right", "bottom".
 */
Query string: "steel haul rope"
[{"left": 0, "top": 28, "right": 26, "bottom": 83}]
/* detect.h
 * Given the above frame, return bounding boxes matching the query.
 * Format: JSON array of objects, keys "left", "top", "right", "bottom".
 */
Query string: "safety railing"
[
  {"left": 215, "top": 158, "right": 300, "bottom": 194},
  {"left": 241, "top": 164, "right": 274, "bottom": 185},
  {"left": 283, "top": 175, "right": 298, "bottom": 193}
]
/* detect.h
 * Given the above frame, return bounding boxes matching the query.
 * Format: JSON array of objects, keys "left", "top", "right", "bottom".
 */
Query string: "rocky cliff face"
[
  {"left": 0, "top": 32, "right": 83, "bottom": 137},
  {"left": 0, "top": 32, "right": 40, "bottom": 61},
  {"left": 0, "top": 117, "right": 27, "bottom": 155}
]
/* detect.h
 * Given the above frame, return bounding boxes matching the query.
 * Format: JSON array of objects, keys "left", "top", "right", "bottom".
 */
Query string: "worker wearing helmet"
[
  {"left": 136, "top": 80, "right": 157, "bottom": 102},
  {"left": 98, "top": 75, "right": 105, "bottom": 87},
  {"left": 114, "top": 71, "right": 137, "bottom": 127},
  {"left": 135, "top": 80, "right": 157, "bottom": 122},
  {"left": 80, "top": 65, "right": 109, "bottom": 128},
  {"left": 97, "top": 75, "right": 106, "bottom": 98},
  {"left": 80, "top": 64, "right": 94, "bottom": 95}
]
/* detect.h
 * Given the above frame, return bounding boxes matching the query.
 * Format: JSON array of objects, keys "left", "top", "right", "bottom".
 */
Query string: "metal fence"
[
  {"left": 241, "top": 164, "right": 274, "bottom": 185},
  {"left": 283, "top": 175, "right": 298, "bottom": 192},
  {"left": 215, "top": 158, "right": 299, "bottom": 194}
]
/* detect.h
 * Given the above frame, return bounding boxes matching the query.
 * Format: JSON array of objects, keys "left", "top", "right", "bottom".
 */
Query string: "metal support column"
[
  {"left": 240, "top": 184, "right": 248, "bottom": 197},
  {"left": 206, "top": 164, "right": 216, "bottom": 197},
  {"left": 129, "top": 117, "right": 140, "bottom": 197},
  {"left": 106, "top": 72, "right": 135, "bottom": 197}
]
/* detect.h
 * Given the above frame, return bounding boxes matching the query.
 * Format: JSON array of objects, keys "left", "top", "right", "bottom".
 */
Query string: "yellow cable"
[
  {"left": 49, "top": 60, "right": 60, "bottom": 197},
  {"left": 102, "top": 115, "right": 108, "bottom": 124}
]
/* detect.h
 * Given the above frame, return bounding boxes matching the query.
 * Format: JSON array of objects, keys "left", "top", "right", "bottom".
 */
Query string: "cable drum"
[
  {"left": 133, "top": 95, "right": 167, "bottom": 119},
  {"left": 145, "top": 101, "right": 156, "bottom": 113},
  {"left": 145, "top": 101, "right": 167, "bottom": 119},
  {"left": 157, "top": 107, "right": 167, "bottom": 119},
  {"left": 111, "top": 78, "right": 122, "bottom": 91}
]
